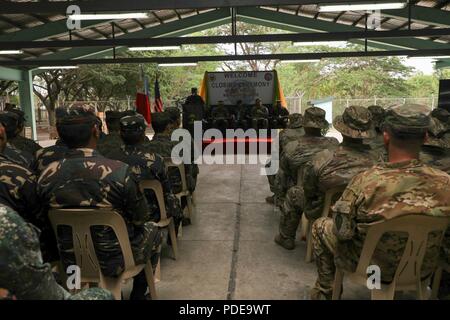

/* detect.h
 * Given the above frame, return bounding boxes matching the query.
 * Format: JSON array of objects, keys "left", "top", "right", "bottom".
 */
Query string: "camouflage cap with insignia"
[
  {"left": 120, "top": 114, "right": 147, "bottom": 132},
  {"left": 333, "top": 105, "right": 376, "bottom": 139},
  {"left": 383, "top": 104, "right": 430, "bottom": 135},
  {"left": 303, "top": 107, "right": 329, "bottom": 129},
  {"left": 287, "top": 113, "right": 303, "bottom": 129}
]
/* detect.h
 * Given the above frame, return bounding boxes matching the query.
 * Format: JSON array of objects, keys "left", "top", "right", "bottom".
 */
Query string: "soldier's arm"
[
  {"left": 331, "top": 175, "right": 362, "bottom": 241},
  {"left": 123, "top": 169, "right": 152, "bottom": 225},
  {"left": 154, "top": 156, "right": 183, "bottom": 219}
]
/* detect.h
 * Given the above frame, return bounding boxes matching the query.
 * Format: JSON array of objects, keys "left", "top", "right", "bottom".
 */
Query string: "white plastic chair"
[
  {"left": 48, "top": 208, "right": 157, "bottom": 300},
  {"left": 332, "top": 215, "right": 450, "bottom": 300}
]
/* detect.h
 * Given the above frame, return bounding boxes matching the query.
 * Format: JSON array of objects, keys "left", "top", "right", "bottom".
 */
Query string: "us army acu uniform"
[
  {"left": 266, "top": 113, "right": 304, "bottom": 202},
  {"left": 366, "top": 105, "right": 386, "bottom": 161},
  {"left": 311, "top": 104, "right": 450, "bottom": 300},
  {"left": 303, "top": 106, "right": 378, "bottom": 220},
  {"left": 0, "top": 205, "right": 114, "bottom": 300},
  {"left": 97, "top": 110, "right": 124, "bottom": 156},
  {"left": 3, "top": 108, "right": 41, "bottom": 156},
  {"left": 106, "top": 114, "right": 183, "bottom": 225},
  {"left": 37, "top": 111, "right": 161, "bottom": 278},
  {"left": 274, "top": 107, "right": 339, "bottom": 249},
  {"left": 421, "top": 108, "right": 450, "bottom": 174}
]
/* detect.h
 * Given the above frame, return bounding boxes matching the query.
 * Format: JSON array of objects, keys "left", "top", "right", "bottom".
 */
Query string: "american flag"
[{"left": 154, "top": 77, "right": 163, "bottom": 112}]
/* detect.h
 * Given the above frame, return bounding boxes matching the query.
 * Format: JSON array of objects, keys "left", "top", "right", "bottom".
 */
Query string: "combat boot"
[
  {"left": 265, "top": 195, "right": 275, "bottom": 204},
  {"left": 274, "top": 234, "right": 295, "bottom": 250}
]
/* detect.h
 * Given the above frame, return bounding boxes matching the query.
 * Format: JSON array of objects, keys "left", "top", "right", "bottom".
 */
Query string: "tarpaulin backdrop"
[{"left": 199, "top": 70, "right": 287, "bottom": 107}]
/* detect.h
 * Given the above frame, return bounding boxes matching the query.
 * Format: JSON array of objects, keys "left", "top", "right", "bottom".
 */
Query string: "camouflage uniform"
[
  {"left": 0, "top": 205, "right": 114, "bottom": 300},
  {"left": 211, "top": 102, "right": 233, "bottom": 131},
  {"left": 366, "top": 105, "right": 387, "bottom": 161},
  {"left": 311, "top": 104, "right": 450, "bottom": 300},
  {"left": 0, "top": 153, "right": 39, "bottom": 225},
  {"left": 35, "top": 140, "right": 70, "bottom": 174},
  {"left": 147, "top": 112, "right": 198, "bottom": 194},
  {"left": 303, "top": 106, "right": 378, "bottom": 220},
  {"left": 3, "top": 143, "right": 36, "bottom": 170},
  {"left": 3, "top": 108, "right": 41, "bottom": 156},
  {"left": 106, "top": 114, "right": 183, "bottom": 224},
  {"left": 266, "top": 114, "right": 304, "bottom": 197},
  {"left": 97, "top": 111, "right": 124, "bottom": 156},
  {"left": 237, "top": 104, "right": 253, "bottom": 129},
  {"left": 270, "top": 101, "right": 290, "bottom": 129},
  {"left": 250, "top": 102, "right": 269, "bottom": 130},
  {"left": 274, "top": 107, "right": 339, "bottom": 249}
]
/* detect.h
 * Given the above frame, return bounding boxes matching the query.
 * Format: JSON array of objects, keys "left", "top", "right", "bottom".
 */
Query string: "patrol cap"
[
  {"left": 120, "top": 114, "right": 147, "bottom": 133},
  {"left": 4, "top": 104, "right": 25, "bottom": 123},
  {"left": 287, "top": 113, "right": 303, "bottom": 129},
  {"left": 424, "top": 108, "right": 450, "bottom": 148},
  {"left": 333, "top": 106, "right": 376, "bottom": 139},
  {"left": 383, "top": 104, "right": 430, "bottom": 136},
  {"left": 367, "top": 105, "right": 385, "bottom": 129},
  {"left": 57, "top": 106, "right": 98, "bottom": 126},
  {"left": 303, "top": 107, "right": 329, "bottom": 129}
]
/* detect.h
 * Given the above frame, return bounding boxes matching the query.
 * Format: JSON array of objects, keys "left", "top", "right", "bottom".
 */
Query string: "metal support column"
[{"left": 18, "top": 70, "right": 37, "bottom": 140}]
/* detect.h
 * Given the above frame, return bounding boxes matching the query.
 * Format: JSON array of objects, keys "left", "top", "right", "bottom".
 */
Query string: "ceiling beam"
[
  {"left": 0, "top": 0, "right": 365, "bottom": 14},
  {"left": 0, "top": 19, "right": 115, "bottom": 42},
  {"left": 236, "top": 7, "right": 450, "bottom": 51},
  {"left": 25, "top": 8, "right": 231, "bottom": 74},
  {"left": 4, "top": 48, "right": 450, "bottom": 68},
  {"left": 381, "top": 5, "right": 450, "bottom": 27},
  {"left": 3, "top": 28, "right": 450, "bottom": 50}
]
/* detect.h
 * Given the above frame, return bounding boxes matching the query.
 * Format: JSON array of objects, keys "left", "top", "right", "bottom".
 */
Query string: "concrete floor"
[{"left": 153, "top": 157, "right": 370, "bottom": 300}]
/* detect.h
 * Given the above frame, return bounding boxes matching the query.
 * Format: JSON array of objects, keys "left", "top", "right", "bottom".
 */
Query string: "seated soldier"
[
  {"left": 37, "top": 107, "right": 161, "bottom": 300},
  {"left": 96, "top": 110, "right": 124, "bottom": 156},
  {"left": 251, "top": 99, "right": 269, "bottom": 130},
  {"left": 310, "top": 104, "right": 450, "bottom": 300},
  {"left": 0, "top": 205, "right": 114, "bottom": 300},
  {"left": 106, "top": 114, "right": 184, "bottom": 234},
  {"left": 211, "top": 101, "right": 233, "bottom": 133},
  {"left": 366, "top": 105, "right": 387, "bottom": 161},
  {"left": 0, "top": 111, "right": 36, "bottom": 170},
  {"left": 147, "top": 112, "right": 197, "bottom": 195},
  {"left": 270, "top": 100, "right": 290, "bottom": 129},
  {"left": 3, "top": 104, "right": 42, "bottom": 156},
  {"left": 236, "top": 101, "right": 252, "bottom": 130}
]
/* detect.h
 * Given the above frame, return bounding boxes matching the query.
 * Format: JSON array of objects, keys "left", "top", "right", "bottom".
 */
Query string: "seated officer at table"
[
  {"left": 211, "top": 101, "right": 234, "bottom": 133},
  {"left": 270, "top": 100, "right": 290, "bottom": 129},
  {"left": 251, "top": 99, "right": 269, "bottom": 130}
]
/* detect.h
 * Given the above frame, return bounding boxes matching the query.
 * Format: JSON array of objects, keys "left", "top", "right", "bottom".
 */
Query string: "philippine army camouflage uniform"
[
  {"left": 3, "top": 143, "right": 36, "bottom": 170},
  {"left": 3, "top": 107, "right": 41, "bottom": 156},
  {"left": 0, "top": 153, "right": 39, "bottom": 224},
  {"left": 147, "top": 112, "right": 198, "bottom": 194},
  {"left": 275, "top": 107, "right": 339, "bottom": 246},
  {"left": 35, "top": 140, "right": 70, "bottom": 174},
  {"left": 0, "top": 205, "right": 114, "bottom": 300},
  {"left": 311, "top": 104, "right": 450, "bottom": 300},
  {"left": 303, "top": 106, "right": 378, "bottom": 220},
  {"left": 97, "top": 111, "right": 124, "bottom": 156},
  {"left": 106, "top": 114, "right": 183, "bottom": 223},
  {"left": 37, "top": 147, "right": 161, "bottom": 277}
]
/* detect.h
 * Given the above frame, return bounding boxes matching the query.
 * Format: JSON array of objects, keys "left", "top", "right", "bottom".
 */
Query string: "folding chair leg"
[
  {"left": 371, "top": 285, "right": 396, "bottom": 300},
  {"left": 332, "top": 269, "right": 344, "bottom": 300},
  {"left": 300, "top": 214, "right": 309, "bottom": 241},
  {"left": 305, "top": 224, "right": 314, "bottom": 263},
  {"left": 186, "top": 195, "right": 194, "bottom": 222},
  {"left": 155, "top": 257, "right": 161, "bottom": 283},
  {"left": 144, "top": 263, "right": 157, "bottom": 300},
  {"left": 168, "top": 220, "right": 178, "bottom": 260},
  {"left": 431, "top": 267, "right": 443, "bottom": 300}
]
